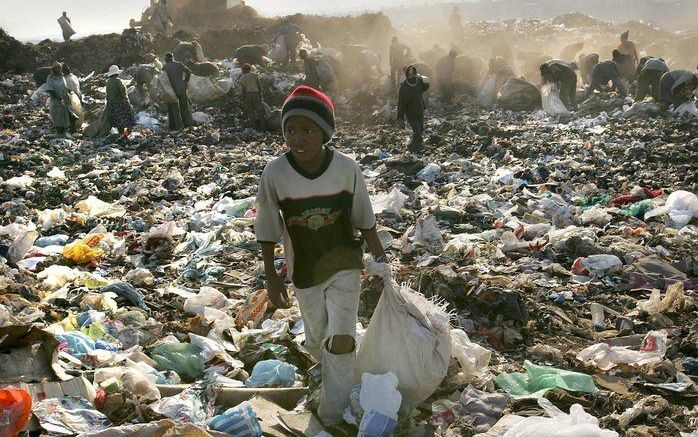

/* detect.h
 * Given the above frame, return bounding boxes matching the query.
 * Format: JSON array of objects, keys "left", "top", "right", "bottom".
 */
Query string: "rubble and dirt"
[{"left": 1, "top": 7, "right": 697, "bottom": 437}]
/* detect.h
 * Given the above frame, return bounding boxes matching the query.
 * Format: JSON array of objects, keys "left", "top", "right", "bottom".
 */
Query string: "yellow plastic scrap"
[
  {"left": 55, "top": 313, "right": 79, "bottom": 332},
  {"left": 63, "top": 234, "right": 106, "bottom": 264},
  {"left": 82, "top": 322, "right": 107, "bottom": 340},
  {"left": 75, "top": 273, "right": 109, "bottom": 289}
]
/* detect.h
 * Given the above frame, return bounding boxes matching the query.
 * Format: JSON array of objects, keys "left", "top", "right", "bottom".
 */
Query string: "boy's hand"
[{"left": 267, "top": 273, "right": 291, "bottom": 309}]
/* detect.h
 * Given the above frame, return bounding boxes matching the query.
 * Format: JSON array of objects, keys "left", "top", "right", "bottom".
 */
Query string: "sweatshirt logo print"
[{"left": 287, "top": 208, "right": 341, "bottom": 231}]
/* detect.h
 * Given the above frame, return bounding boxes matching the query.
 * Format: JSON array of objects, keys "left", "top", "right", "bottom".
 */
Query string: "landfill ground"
[{"left": 1, "top": 11, "right": 698, "bottom": 437}]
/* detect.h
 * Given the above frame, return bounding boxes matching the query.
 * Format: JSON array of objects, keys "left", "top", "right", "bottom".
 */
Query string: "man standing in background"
[{"left": 58, "top": 12, "right": 75, "bottom": 42}]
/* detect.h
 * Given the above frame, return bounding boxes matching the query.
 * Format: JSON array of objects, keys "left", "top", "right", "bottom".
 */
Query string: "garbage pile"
[{"left": 1, "top": 17, "right": 698, "bottom": 437}]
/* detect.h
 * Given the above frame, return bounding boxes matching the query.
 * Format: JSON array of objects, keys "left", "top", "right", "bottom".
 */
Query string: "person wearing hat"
[
  {"left": 255, "top": 86, "right": 386, "bottom": 430},
  {"left": 298, "top": 49, "right": 321, "bottom": 89},
  {"left": 397, "top": 65, "right": 430, "bottom": 153},
  {"left": 104, "top": 65, "right": 135, "bottom": 136},
  {"left": 238, "top": 63, "right": 266, "bottom": 130},
  {"left": 44, "top": 62, "right": 73, "bottom": 135},
  {"left": 163, "top": 52, "right": 193, "bottom": 130}
]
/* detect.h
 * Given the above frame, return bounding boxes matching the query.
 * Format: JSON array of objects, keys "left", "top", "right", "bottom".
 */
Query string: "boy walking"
[{"left": 255, "top": 86, "right": 386, "bottom": 427}]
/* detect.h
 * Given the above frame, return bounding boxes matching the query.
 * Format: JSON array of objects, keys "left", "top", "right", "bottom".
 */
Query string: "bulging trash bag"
[
  {"left": 188, "top": 75, "right": 226, "bottom": 103},
  {"left": 0, "top": 389, "right": 32, "bottom": 437},
  {"left": 156, "top": 71, "right": 178, "bottom": 103},
  {"left": 356, "top": 258, "right": 452, "bottom": 410},
  {"left": 269, "top": 35, "right": 287, "bottom": 64},
  {"left": 541, "top": 83, "right": 571, "bottom": 117},
  {"left": 497, "top": 77, "right": 541, "bottom": 111},
  {"left": 501, "top": 397, "right": 618, "bottom": 437},
  {"left": 477, "top": 75, "right": 498, "bottom": 108}
]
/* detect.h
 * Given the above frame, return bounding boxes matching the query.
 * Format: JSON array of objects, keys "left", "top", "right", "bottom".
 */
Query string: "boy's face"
[{"left": 284, "top": 116, "right": 325, "bottom": 163}]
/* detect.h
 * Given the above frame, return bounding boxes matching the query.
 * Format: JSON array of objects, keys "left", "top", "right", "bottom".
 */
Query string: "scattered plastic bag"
[
  {"left": 571, "top": 254, "right": 622, "bottom": 277},
  {"left": 149, "top": 381, "right": 215, "bottom": 424},
  {"left": 0, "top": 389, "right": 32, "bottom": 437},
  {"left": 501, "top": 397, "right": 618, "bottom": 436},
  {"left": 675, "top": 101, "right": 698, "bottom": 117},
  {"left": 413, "top": 215, "right": 445, "bottom": 253},
  {"left": 235, "top": 289, "right": 269, "bottom": 328},
  {"left": 357, "top": 259, "right": 452, "bottom": 410},
  {"left": 541, "top": 83, "right": 571, "bottom": 117},
  {"left": 637, "top": 282, "right": 688, "bottom": 314},
  {"left": 371, "top": 187, "right": 407, "bottom": 218},
  {"left": 75, "top": 196, "right": 126, "bottom": 218},
  {"left": 209, "top": 402, "right": 263, "bottom": 436},
  {"left": 151, "top": 342, "right": 205, "bottom": 383},
  {"left": 416, "top": 163, "right": 442, "bottom": 183},
  {"left": 495, "top": 360, "right": 596, "bottom": 398},
  {"left": 357, "top": 372, "right": 402, "bottom": 437},
  {"left": 184, "top": 287, "right": 234, "bottom": 315},
  {"left": 644, "top": 190, "right": 698, "bottom": 228},
  {"left": 451, "top": 329, "right": 491, "bottom": 381},
  {"left": 576, "top": 331, "right": 668, "bottom": 370},
  {"left": 245, "top": 359, "right": 297, "bottom": 388},
  {"left": 34, "top": 397, "right": 112, "bottom": 435}
]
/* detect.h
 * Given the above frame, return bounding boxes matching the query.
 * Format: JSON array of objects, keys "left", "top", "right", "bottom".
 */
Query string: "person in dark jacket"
[
  {"left": 659, "top": 70, "right": 698, "bottom": 107},
  {"left": 397, "top": 65, "right": 430, "bottom": 153},
  {"left": 163, "top": 52, "right": 193, "bottom": 130},
  {"left": 540, "top": 60, "right": 578, "bottom": 110},
  {"left": 635, "top": 58, "right": 669, "bottom": 102},
  {"left": 299, "top": 49, "right": 320, "bottom": 89},
  {"left": 435, "top": 49, "right": 457, "bottom": 104},
  {"left": 586, "top": 51, "right": 627, "bottom": 97},
  {"left": 235, "top": 45, "right": 268, "bottom": 67}
]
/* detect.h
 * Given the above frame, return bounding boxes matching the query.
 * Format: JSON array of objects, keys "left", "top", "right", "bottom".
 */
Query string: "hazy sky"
[{"left": 1, "top": 0, "right": 453, "bottom": 41}]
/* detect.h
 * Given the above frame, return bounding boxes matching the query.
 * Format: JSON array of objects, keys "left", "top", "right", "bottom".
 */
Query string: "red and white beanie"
[{"left": 281, "top": 86, "right": 335, "bottom": 143}]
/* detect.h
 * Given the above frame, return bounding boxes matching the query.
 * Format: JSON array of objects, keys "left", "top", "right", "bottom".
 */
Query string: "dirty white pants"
[{"left": 294, "top": 269, "right": 361, "bottom": 425}]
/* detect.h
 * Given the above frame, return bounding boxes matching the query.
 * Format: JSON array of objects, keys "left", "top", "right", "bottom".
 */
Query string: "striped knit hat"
[{"left": 281, "top": 86, "right": 335, "bottom": 143}]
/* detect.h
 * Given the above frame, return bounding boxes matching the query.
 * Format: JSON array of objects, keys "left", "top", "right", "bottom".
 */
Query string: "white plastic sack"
[
  {"left": 371, "top": 187, "right": 407, "bottom": 218},
  {"left": 451, "top": 329, "right": 491, "bottom": 381},
  {"left": 269, "top": 35, "right": 287, "bottom": 63},
  {"left": 317, "top": 58, "right": 337, "bottom": 87},
  {"left": 477, "top": 75, "right": 497, "bottom": 108},
  {"left": 156, "top": 71, "right": 178, "bottom": 103},
  {"left": 541, "top": 83, "right": 571, "bottom": 117},
  {"left": 675, "top": 101, "right": 698, "bottom": 117},
  {"left": 644, "top": 190, "right": 698, "bottom": 228},
  {"left": 502, "top": 398, "right": 618, "bottom": 436},
  {"left": 413, "top": 215, "right": 444, "bottom": 253},
  {"left": 188, "top": 75, "right": 225, "bottom": 103},
  {"left": 136, "top": 111, "right": 159, "bottom": 129},
  {"left": 192, "top": 111, "right": 213, "bottom": 125},
  {"left": 358, "top": 372, "right": 402, "bottom": 437},
  {"left": 576, "top": 331, "right": 668, "bottom": 371},
  {"left": 183, "top": 287, "right": 234, "bottom": 315},
  {"left": 74, "top": 196, "right": 126, "bottom": 218},
  {"left": 356, "top": 259, "right": 451, "bottom": 410}
]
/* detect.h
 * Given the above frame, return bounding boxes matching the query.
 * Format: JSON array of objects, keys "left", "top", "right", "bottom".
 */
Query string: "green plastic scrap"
[{"left": 495, "top": 360, "right": 596, "bottom": 398}]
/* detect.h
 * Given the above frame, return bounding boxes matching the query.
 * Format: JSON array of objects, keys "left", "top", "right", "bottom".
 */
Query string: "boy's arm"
[
  {"left": 360, "top": 227, "right": 387, "bottom": 262},
  {"left": 351, "top": 162, "right": 386, "bottom": 261},
  {"left": 261, "top": 242, "right": 290, "bottom": 308},
  {"left": 255, "top": 166, "right": 289, "bottom": 308}
]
